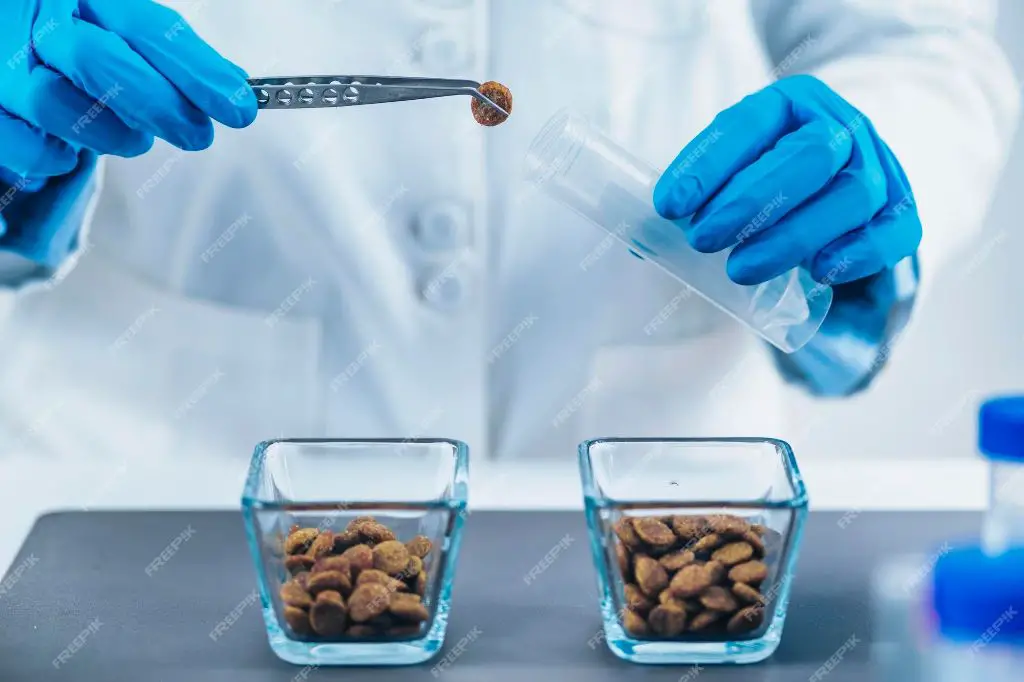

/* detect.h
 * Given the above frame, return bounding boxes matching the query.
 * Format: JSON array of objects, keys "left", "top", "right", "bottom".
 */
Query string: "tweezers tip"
[{"left": 474, "top": 92, "right": 510, "bottom": 118}]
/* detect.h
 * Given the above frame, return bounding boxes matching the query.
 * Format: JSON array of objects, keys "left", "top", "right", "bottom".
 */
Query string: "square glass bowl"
[
  {"left": 241, "top": 438, "right": 469, "bottom": 666},
  {"left": 579, "top": 437, "right": 809, "bottom": 665}
]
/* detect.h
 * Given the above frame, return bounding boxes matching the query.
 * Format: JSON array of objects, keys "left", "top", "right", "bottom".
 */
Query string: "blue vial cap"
[
  {"left": 979, "top": 396, "right": 1024, "bottom": 462},
  {"left": 932, "top": 546, "right": 1024, "bottom": 644}
]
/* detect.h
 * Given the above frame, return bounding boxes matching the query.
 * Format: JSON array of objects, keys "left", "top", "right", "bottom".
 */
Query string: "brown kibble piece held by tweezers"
[{"left": 472, "top": 81, "right": 512, "bottom": 126}]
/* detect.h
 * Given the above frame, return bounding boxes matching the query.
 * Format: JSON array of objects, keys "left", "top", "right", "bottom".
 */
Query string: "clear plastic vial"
[
  {"left": 523, "top": 109, "right": 833, "bottom": 354},
  {"left": 870, "top": 553, "right": 934, "bottom": 682},
  {"left": 979, "top": 397, "right": 1024, "bottom": 555},
  {"left": 927, "top": 546, "right": 1024, "bottom": 682}
]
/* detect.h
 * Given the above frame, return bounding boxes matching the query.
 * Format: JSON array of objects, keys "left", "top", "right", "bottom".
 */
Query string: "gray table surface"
[{"left": 0, "top": 510, "right": 983, "bottom": 681}]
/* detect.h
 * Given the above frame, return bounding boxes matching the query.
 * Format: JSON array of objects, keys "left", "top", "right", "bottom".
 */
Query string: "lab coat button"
[
  {"left": 418, "top": 267, "right": 468, "bottom": 311},
  {"left": 413, "top": 28, "right": 472, "bottom": 71},
  {"left": 413, "top": 201, "right": 470, "bottom": 251}
]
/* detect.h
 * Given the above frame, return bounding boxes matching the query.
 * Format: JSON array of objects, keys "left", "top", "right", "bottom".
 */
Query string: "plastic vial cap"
[
  {"left": 932, "top": 545, "right": 1024, "bottom": 644},
  {"left": 979, "top": 396, "right": 1024, "bottom": 462}
]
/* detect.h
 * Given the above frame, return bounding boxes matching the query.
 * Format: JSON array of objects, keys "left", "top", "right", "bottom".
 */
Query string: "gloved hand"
[
  {"left": 652, "top": 74, "right": 922, "bottom": 287},
  {"left": 0, "top": 0, "right": 257, "bottom": 179}
]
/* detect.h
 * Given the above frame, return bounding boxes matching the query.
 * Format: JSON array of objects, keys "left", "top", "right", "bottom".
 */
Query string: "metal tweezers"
[{"left": 248, "top": 75, "right": 510, "bottom": 117}]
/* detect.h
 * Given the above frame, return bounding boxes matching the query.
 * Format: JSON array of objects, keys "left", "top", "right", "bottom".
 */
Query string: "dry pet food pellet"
[
  {"left": 670, "top": 516, "right": 707, "bottom": 541},
  {"left": 405, "top": 555, "right": 423, "bottom": 579},
  {"left": 614, "top": 518, "right": 643, "bottom": 550},
  {"left": 415, "top": 571, "right": 427, "bottom": 597},
  {"left": 285, "top": 555, "right": 315, "bottom": 574},
  {"left": 284, "top": 605, "right": 312, "bottom": 635},
  {"left": 356, "top": 569, "right": 406, "bottom": 594},
  {"left": 727, "top": 606, "right": 764, "bottom": 634},
  {"left": 659, "top": 549, "right": 696, "bottom": 572},
  {"left": 307, "top": 531, "right": 335, "bottom": 559},
  {"left": 373, "top": 540, "right": 411, "bottom": 575},
  {"left": 657, "top": 590, "right": 683, "bottom": 607},
  {"left": 471, "top": 81, "right": 512, "bottom": 126},
  {"left": 648, "top": 604, "right": 687, "bottom": 636},
  {"left": 704, "top": 560, "right": 727, "bottom": 585},
  {"left": 634, "top": 555, "right": 669, "bottom": 597},
  {"left": 285, "top": 528, "right": 319, "bottom": 555},
  {"left": 348, "top": 583, "right": 392, "bottom": 623},
  {"left": 309, "top": 591, "right": 347, "bottom": 637},
  {"left": 389, "top": 593, "right": 430, "bottom": 622},
  {"left": 313, "top": 555, "right": 351, "bottom": 577},
  {"left": 732, "top": 583, "right": 767, "bottom": 605},
  {"left": 692, "top": 533, "right": 724, "bottom": 554},
  {"left": 624, "top": 584, "right": 654, "bottom": 616},
  {"left": 307, "top": 570, "right": 352, "bottom": 597},
  {"left": 341, "top": 544, "right": 375, "bottom": 575},
  {"left": 332, "top": 529, "right": 362, "bottom": 552},
  {"left": 632, "top": 518, "right": 676, "bottom": 548},
  {"left": 729, "top": 561, "right": 769, "bottom": 585},
  {"left": 616, "top": 542, "right": 632, "bottom": 580},
  {"left": 707, "top": 515, "right": 750, "bottom": 537},
  {"left": 668, "top": 564, "right": 714, "bottom": 599},
  {"left": 711, "top": 542, "right": 754, "bottom": 567},
  {"left": 280, "top": 580, "right": 313, "bottom": 609},
  {"left": 623, "top": 609, "right": 649, "bottom": 636},
  {"left": 688, "top": 610, "right": 723, "bottom": 632},
  {"left": 358, "top": 522, "right": 397, "bottom": 544},
  {"left": 699, "top": 586, "right": 739, "bottom": 613},
  {"left": 406, "top": 536, "right": 433, "bottom": 559},
  {"left": 742, "top": 530, "right": 766, "bottom": 557}
]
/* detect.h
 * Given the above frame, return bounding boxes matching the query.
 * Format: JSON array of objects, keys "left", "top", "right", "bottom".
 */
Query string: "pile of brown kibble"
[
  {"left": 613, "top": 513, "right": 779, "bottom": 639},
  {"left": 278, "top": 516, "right": 433, "bottom": 639}
]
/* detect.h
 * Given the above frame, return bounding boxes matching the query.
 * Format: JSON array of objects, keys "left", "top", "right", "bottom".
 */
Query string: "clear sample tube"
[
  {"left": 979, "top": 396, "right": 1024, "bottom": 555},
  {"left": 871, "top": 553, "right": 933, "bottom": 682},
  {"left": 523, "top": 109, "right": 832, "bottom": 353}
]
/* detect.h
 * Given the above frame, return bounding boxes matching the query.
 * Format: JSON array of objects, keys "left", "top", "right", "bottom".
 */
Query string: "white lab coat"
[{"left": 0, "top": 0, "right": 1017, "bottom": 470}]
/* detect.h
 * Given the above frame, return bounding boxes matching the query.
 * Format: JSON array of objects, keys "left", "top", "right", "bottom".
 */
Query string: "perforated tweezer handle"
[{"left": 248, "top": 75, "right": 507, "bottom": 113}]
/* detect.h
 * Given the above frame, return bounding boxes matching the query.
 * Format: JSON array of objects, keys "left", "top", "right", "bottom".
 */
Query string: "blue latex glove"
[
  {"left": 0, "top": 0, "right": 258, "bottom": 179},
  {"left": 652, "top": 74, "right": 922, "bottom": 288}
]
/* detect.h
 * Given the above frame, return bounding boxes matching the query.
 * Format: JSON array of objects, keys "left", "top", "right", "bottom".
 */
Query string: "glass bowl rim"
[
  {"left": 577, "top": 436, "right": 809, "bottom": 509},
  {"left": 241, "top": 437, "right": 470, "bottom": 510}
]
